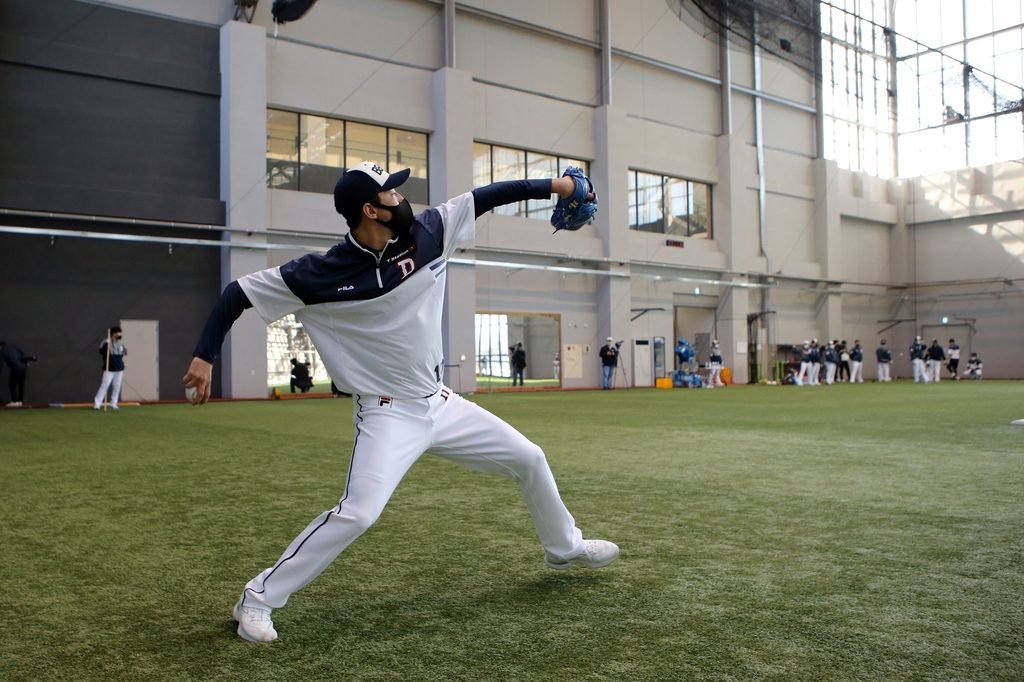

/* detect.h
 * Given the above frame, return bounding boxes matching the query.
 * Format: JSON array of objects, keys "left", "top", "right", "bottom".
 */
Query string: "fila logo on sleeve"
[{"left": 379, "top": 397, "right": 393, "bottom": 407}]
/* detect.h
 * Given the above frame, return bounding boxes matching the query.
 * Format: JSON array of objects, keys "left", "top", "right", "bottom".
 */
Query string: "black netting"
[{"left": 667, "top": 0, "right": 820, "bottom": 79}]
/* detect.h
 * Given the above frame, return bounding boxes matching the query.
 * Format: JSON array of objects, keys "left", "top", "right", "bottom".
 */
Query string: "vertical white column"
[
  {"left": 712, "top": 129, "right": 756, "bottom": 385},
  {"left": 220, "top": 19, "right": 269, "bottom": 399},
  {"left": 592, "top": 105, "right": 632, "bottom": 383},
  {"left": 813, "top": 157, "right": 842, "bottom": 342},
  {"left": 431, "top": 67, "right": 477, "bottom": 393}
]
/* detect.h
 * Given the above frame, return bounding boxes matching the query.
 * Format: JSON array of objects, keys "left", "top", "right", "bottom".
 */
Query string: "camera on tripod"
[{"left": 613, "top": 340, "right": 624, "bottom": 349}]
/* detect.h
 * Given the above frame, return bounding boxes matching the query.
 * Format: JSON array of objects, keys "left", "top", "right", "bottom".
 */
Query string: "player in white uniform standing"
[{"left": 182, "top": 162, "right": 617, "bottom": 643}]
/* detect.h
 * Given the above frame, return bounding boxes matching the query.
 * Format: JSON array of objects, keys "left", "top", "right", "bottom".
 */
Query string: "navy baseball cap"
[{"left": 334, "top": 161, "right": 411, "bottom": 219}]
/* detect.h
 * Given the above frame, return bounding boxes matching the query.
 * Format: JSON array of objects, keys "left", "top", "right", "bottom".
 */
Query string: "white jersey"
[{"left": 238, "top": 192, "right": 476, "bottom": 399}]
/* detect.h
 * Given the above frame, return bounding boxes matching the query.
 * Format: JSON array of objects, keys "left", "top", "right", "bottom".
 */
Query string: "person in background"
[
  {"left": 511, "top": 343, "right": 527, "bottom": 387},
  {"left": 926, "top": 339, "right": 946, "bottom": 383},
  {"left": 552, "top": 353, "right": 560, "bottom": 380},
  {"left": 836, "top": 340, "right": 851, "bottom": 383},
  {"left": 708, "top": 340, "right": 724, "bottom": 387},
  {"left": 848, "top": 340, "right": 864, "bottom": 383},
  {"left": 1, "top": 340, "right": 36, "bottom": 407},
  {"left": 946, "top": 339, "right": 961, "bottom": 380},
  {"left": 876, "top": 339, "right": 892, "bottom": 382},
  {"left": 599, "top": 337, "right": 618, "bottom": 390},
  {"left": 93, "top": 327, "right": 127, "bottom": 410},
  {"left": 808, "top": 339, "right": 821, "bottom": 386},
  {"left": 795, "top": 341, "right": 811, "bottom": 386},
  {"left": 290, "top": 358, "right": 314, "bottom": 393},
  {"left": 963, "top": 353, "right": 983, "bottom": 379},
  {"left": 910, "top": 335, "right": 928, "bottom": 383},
  {"left": 823, "top": 341, "right": 839, "bottom": 385}
]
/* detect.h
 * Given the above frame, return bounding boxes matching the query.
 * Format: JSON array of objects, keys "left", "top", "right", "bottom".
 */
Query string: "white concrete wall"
[{"left": 112, "top": 1, "right": 1024, "bottom": 390}]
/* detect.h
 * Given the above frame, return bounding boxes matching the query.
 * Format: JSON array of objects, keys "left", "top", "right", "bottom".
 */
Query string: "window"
[
  {"left": 472, "top": 143, "right": 589, "bottom": 220},
  {"left": 267, "top": 314, "right": 331, "bottom": 389},
  {"left": 821, "top": 0, "right": 895, "bottom": 178},
  {"left": 821, "top": 0, "right": 1024, "bottom": 177},
  {"left": 893, "top": 0, "right": 1024, "bottom": 175},
  {"left": 266, "top": 109, "right": 429, "bottom": 204},
  {"left": 628, "top": 170, "right": 711, "bottom": 238},
  {"left": 475, "top": 313, "right": 511, "bottom": 378}
]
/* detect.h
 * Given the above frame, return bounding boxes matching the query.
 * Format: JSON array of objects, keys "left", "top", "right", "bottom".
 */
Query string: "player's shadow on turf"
[{"left": 274, "top": 572, "right": 618, "bottom": 641}]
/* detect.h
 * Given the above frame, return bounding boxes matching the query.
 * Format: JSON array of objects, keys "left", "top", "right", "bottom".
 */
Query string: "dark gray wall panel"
[
  {"left": 0, "top": 0, "right": 224, "bottom": 224},
  {"left": 0, "top": 226, "right": 224, "bottom": 404}
]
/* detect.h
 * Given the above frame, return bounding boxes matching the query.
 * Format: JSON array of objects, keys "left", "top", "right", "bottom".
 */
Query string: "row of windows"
[
  {"left": 628, "top": 171, "right": 711, "bottom": 239},
  {"left": 472, "top": 143, "right": 589, "bottom": 220},
  {"left": 266, "top": 111, "right": 711, "bottom": 237},
  {"left": 266, "top": 109, "right": 429, "bottom": 204}
]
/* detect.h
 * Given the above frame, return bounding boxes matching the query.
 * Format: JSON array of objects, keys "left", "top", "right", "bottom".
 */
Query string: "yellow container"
[
  {"left": 721, "top": 367, "right": 732, "bottom": 385},
  {"left": 655, "top": 377, "right": 673, "bottom": 389}
]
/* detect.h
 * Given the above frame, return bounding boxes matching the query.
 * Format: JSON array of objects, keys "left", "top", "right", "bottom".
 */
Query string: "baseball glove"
[{"left": 550, "top": 167, "right": 598, "bottom": 232}]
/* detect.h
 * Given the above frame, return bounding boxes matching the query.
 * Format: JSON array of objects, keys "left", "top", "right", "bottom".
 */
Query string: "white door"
[
  {"left": 119, "top": 319, "right": 159, "bottom": 402},
  {"left": 633, "top": 339, "right": 652, "bottom": 387}
]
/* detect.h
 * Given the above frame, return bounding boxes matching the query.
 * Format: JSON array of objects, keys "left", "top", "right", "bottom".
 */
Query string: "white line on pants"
[{"left": 240, "top": 389, "right": 585, "bottom": 610}]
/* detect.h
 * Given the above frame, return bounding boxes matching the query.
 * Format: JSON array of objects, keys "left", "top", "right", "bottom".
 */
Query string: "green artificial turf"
[{"left": 1, "top": 382, "right": 1022, "bottom": 681}]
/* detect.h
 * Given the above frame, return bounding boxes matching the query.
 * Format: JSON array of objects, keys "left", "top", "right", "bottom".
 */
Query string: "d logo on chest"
[{"left": 396, "top": 258, "right": 415, "bottom": 279}]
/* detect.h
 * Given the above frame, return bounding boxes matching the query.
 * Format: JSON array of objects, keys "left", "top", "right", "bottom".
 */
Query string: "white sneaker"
[
  {"left": 545, "top": 539, "right": 619, "bottom": 570},
  {"left": 232, "top": 599, "right": 277, "bottom": 642}
]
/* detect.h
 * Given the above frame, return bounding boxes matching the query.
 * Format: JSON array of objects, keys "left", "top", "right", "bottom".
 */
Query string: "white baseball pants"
[
  {"left": 240, "top": 388, "right": 585, "bottom": 610},
  {"left": 94, "top": 370, "right": 123, "bottom": 409},
  {"left": 824, "top": 362, "right": 836, "bottom": 385},
  {"left": 850, "top": 361, "right": 863, "bottom": 383},
  {"left": 810, "top": 363, "right": 821, "bottom": 386},
  {"left": 912, "top": 358, "right": 929, "bottom": 383},
  {"left": 796, "top": 361, "right": 810, "bottom": 386},
  {"left": 878, "top": 363, "right": 890, "bottom": 382},
  {"left": 927, "top": 359, "right": 942, "bottom": 382}
]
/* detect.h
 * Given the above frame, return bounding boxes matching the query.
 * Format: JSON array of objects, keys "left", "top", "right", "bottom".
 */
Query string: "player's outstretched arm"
[
  {"left": 182, "top": 281, "right": 252, "bottom": 405},
  {"left": 471, "top": 177, "right": 594, "bottom": 218}
]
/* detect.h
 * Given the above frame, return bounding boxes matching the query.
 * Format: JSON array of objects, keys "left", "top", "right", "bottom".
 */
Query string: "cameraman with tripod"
[{"left": 599, "top": 337, "right": 620, "bottom": 390}]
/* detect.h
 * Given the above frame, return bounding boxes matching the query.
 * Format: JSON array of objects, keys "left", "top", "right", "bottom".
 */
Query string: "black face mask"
[{"left": 371, "top": 198, "right": 414, "bottom": 238}]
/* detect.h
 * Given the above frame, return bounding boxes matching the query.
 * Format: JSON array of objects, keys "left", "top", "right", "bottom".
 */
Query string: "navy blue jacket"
[
  {"left": 193, "top": 180, "right": 554, "bottom": 363},
  {"left": 876, "top": 347, "right": 892, "bottom": 363},
  {"left": 1, "top": 344, "right": 29, "bottom": 370}
]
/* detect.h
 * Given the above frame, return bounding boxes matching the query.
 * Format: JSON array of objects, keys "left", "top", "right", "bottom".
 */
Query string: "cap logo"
[{"left": 370, "top": 164, "right": 384, "bottom": 175}]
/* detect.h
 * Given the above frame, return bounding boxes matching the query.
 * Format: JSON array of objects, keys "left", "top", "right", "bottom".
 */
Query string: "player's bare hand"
[
  {"left": 183, "top": 357, "right": 213, "bottom": 405},
  {"left": 552, "top": 176, "right": 595, "bottom": 201}
]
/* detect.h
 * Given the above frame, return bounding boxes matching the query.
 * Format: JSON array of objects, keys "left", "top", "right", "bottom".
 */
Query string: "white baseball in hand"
[{"left": 185, "top": 386, "right": 199, "bottom": 404}]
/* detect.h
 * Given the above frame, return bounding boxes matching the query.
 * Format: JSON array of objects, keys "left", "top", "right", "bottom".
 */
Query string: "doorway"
[
  {"left": 119, "top": 319, "right": 159, "bottom": 401},
  {"left": 674, "top": 306, "right": 717, "bottom": 368},
  {"left": 475, "top": 313, "right": 561, "bottom": 389}
]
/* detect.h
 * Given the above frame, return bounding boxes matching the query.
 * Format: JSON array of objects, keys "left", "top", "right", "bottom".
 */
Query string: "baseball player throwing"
[{"left": 183, "top": 162, "right": 614, "bottom": 643}]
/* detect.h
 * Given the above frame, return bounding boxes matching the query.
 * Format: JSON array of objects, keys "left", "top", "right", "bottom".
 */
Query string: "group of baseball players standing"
[
  {"left": 905, "top": 336, "right": 983, "bottom": 382},
  {"left": 794, "top": 337, "right": 982, "bottom": 385},
  {"left": 794, "top": 339, "right": 866, "bottom": 385}
]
